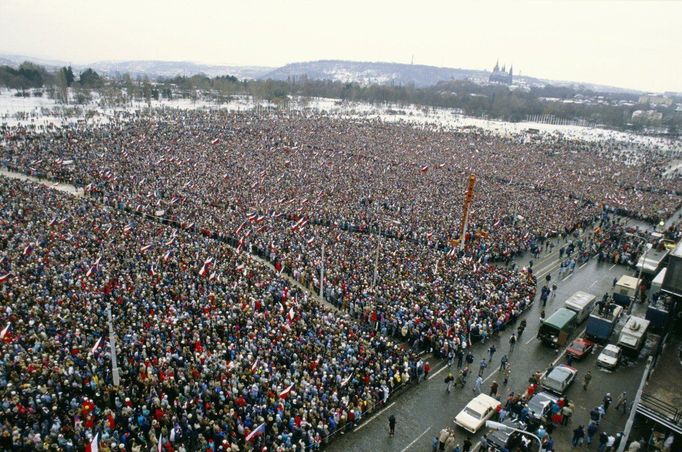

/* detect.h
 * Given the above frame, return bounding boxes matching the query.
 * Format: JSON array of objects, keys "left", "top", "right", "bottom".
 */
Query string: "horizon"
[{"left": 1, "top": 0, "right": 681, "bottom": 93}]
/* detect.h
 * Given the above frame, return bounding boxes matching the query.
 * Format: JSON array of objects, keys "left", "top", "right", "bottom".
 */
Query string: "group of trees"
[{"left": 0, "top": 60, "right": 680, "bottom": 134}]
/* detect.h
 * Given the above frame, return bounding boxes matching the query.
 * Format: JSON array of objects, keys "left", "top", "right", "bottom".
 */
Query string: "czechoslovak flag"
[
  {"left": 279, "top": 383, "right": 294, "bottom": 399},
  {"left": 89, "top": 337, "right": 102, "bottom": 356},
  {"left": 245, "top": 423, "right": 266, "bottom": 442}
]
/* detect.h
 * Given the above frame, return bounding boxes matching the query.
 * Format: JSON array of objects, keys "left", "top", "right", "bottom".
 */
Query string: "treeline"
[{"left": 1, "top": 60, "right": 680, "bottom": 134}]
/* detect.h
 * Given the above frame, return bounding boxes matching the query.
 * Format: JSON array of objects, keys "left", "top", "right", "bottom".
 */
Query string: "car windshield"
[
  {"left": 572, "top": 342, "right": 585, "bottom": 351},
  {"left": 602, "top": 349, "right": 618, "bottom": 358},
  {"left": 464, "top": 407, "right": 483, "bottom": 419},
  {"left": 550, "top": 368, "right": 571, "bottom": 381}
]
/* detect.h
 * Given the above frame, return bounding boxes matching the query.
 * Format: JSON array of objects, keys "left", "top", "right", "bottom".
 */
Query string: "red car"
[{"left": 566, "top": 338, "right": 594, "bottom": 359}]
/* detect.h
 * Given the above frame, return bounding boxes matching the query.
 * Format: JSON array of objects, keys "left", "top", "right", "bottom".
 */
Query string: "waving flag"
[
  {"left": 245, "top": 423, "right": 266, "bottom": 442},
  {"left": 86, "top": 432, "right": 99, "bottom": 452},
  {"left": 23, "top": 244, "right": 34, "bottom": 256},
  {"left": 140, "top": 244, "right": 153, "bottom": 253},
  {"left": 211, "top": 138, "right": 220, "bottom": 145},
  {"left": 0, "top": 273, "right": 10, "bottom": 285},
  {"left": 279, "top": 383, "right": 295, "bottom": 399},
  {"left": 0, "top": 323, "right": 10, "bottom": 339},
  {"left": 420, "top": 165, "right": 429, "bottom": 173},
  {"left": 250, "top": 357, "right": 259, "bottom": 373},
  {"left": 163, "top": 250, "right": 173, "bottom": 262},
  {"left": 90, "top": 337, "right": 102, "bottom": 356}
]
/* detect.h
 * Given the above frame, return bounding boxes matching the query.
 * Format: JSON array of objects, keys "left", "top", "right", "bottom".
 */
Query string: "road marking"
[
  {"left": 561, "top": 272, "right": 573, "bottom": 281},
  {"left": 355, "top": 401, "right": 396, "bottom": 432},
  {"left": 609, "top": 264, "right": 616, "bottom": 270},
  {"left": 590, "top": 280, "right": 599, "bottom": 288},
  {"left": 428, "top": 362, "right": 449, "bottom": 381},
  {"left": 400, "top": 426, "right": 432, "bottom": 452},
  {"left": 525, "top": 336, "right": 536, "bottom": 345},
  {"left": 579, "top": 261, "right": 589, "bottom": 270},
  {"left": 483, "top": 369, "right": 498, "bottom": 383}
]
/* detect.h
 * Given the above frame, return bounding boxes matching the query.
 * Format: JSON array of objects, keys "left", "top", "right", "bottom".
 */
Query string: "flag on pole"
[
  {"left": 0, "top": 323, "right": 10, "bottom": 339},
  {"left": 0, "top": 273, "right": 10, "bottom": 285},
  {"left": 23, "top": 244, "right": 34, "bottom": 256},
  {"left": 86, "top": 432, "right": 99, "bottom": 452},
  {"left": 245, "top": 423, "right": 266, "bottom": 442},
  {"left": 279, "top": 383, "right": 294, "bottom": 399},
  {"left": 140, "top": 244, "right": 153, "bottom": 253},
  {"left": 251, "top": 357, "right": 259, "bottom": 373},
  {"left": 341, "top": 373, "right": 353, "bottom": 387},
  {"left": 420, "top": 165, "right": 429, "bottom": 173},
  {"left": 157, "top": 432, "right": 163, "bottom": 452},
  {"left": 90, "top": 337, "right": 102, "bottom": 356}
]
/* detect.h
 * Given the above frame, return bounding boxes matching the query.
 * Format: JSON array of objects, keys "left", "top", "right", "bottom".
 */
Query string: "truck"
[
  {"left": 564, "top": 291, "right": 597, "bottom": 324},
  {"left": 617, "top": 316, "right": 650, "bottom": 357},
  {"left": 636, "top": 248, "right": 669, "bottom": 276},
  {"left": 538, "top": 308, "right": 578, "bottom": 347},
  {"left": 585, "top": 304, "right": 624, "bottom": 343},
  {"left": 650, "top": 267, "right": 667, "bottom": 298},
  {"left": 613, "top": 275, "right": 639, "bottom": 307}
]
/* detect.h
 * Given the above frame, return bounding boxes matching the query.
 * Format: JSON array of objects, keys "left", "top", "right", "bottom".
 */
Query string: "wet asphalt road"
[{"left": 328, "top": 216, "right": 659, "bottom": 452}]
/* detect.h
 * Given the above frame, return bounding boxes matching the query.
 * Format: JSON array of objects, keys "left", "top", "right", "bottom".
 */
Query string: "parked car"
[
  {"left": 486, "top": 418, "right": 534, "bottom": 451},
  {"left": 454, "top": 393, "right": 501, "bottom": 433},
  {"left": 597, "top": 344, "right": 622, "bottom": 369},
  {"left": 567, "top": 337, "right": 595, "bottom": 359},
  {"left": 540, "top": 364, "right": 578, "bottom": 395},
  {"left": 527, "top": 391, "right": 559, "bottom": 420}
]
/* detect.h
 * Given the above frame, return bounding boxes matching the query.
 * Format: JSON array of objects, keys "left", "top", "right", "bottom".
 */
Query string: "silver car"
[{"left": 540, "top": 364, "right": 578, "bottom": 395}]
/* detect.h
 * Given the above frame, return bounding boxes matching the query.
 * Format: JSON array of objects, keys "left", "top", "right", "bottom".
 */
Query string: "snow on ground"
[{"left": 1, "top": 89, "right": 680, "bottom": 157}]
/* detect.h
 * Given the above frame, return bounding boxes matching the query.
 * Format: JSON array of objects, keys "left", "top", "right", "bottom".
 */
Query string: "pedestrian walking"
[
  {"left": 462, "top": 437, "right": 472, "bottom": 452},
  {"left": 598, "top": 431, "right": 608, "bottom": 452},
  {"left": 517, "top": 319, "right": 526, "bottom": 337},
  {"left": 603, "top": 393, "right": 612, "bottom": 412},
  {"left": 503, "top": 365, "right": 511, "bottom": 386},
  {"left": 445, "top": 372, "right": 455, "bottom": 394},
  {"left": 499, "top": 354, "right": 508, "bottom": 371},
  {"left": 424, "top": 361, "right": 431, "bottom": 380},
  {"left": 488, "top": 344, "right": 496, "bottom": 362},
  {"left": 561, "top": 404, "right": 573, "bottom": 425},
  {"left": 615, "top": 392, "right": 628, "bottom": 413},
  {"left": 586, "top": 420, "right": 598, "bottom": 445},
  {"left": 509, "top": 333, "right": 517, "bottom": 352},
  {"left": 583, "top": 370, "right": 592, "bottom": 390},
  {"left": 388, "top": 414, "right": 396, "bottom": 436},
  {"left": 456, "top": 349, "right": 464, "bottom": 369},
  {"left": 572, "top": 425, "right": 585, "bottom": 447},
  {"left": 540, "top": 309, "right": 546, "bottom": 321},
  {"left": 479, "top": 358, "right": 488, "bottom": 377},
  {"left": 473, "top": 375, "right": 483, "bottom": 394},
  {"left": 489, "top": 380, "right": 499, "bottom": 397},
  {"left": 456, "top": 371, "right": 465, "bottom": 389}
]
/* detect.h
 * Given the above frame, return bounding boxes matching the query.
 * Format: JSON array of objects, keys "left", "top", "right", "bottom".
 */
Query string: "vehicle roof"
[
  {"left": 547, "top": 364, "right": 576, "bottom": 379},
  {"left": 603, "top": 344, "right": 621, "bottom": 352},
  {"left": 564, "top": 291, "right": 596, "bottom": 309},
  {"left": 543, "top": 308, "right": 577, "bottom": 328},
  {"left": 468, "top": 393, "right": 500, "bottom": 409}
]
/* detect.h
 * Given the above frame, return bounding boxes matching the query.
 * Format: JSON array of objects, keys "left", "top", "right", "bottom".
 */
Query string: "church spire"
[
  {"left": 494, "top": 60, "right": 499, "bottom": 72},
  {"left": 509, "top": 65, "right": 513, "bottom": 75}
]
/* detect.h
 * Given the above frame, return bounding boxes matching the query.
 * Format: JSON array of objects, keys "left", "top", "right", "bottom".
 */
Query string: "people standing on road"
[
  {"left": 466, "top": 351, "right": 474, "bottom": 367},
  {"left": 562, "top": 404, "right": 573, "bottom": 426},
  {"left": 424, "top": 361, "right": 431, "bottom": 380},
  {"left": 479, "top": 358, "right": 488, "bottom": 376},
  {"left": 456, "top": 370, "right": 466, "bottom": 389},
  {"left": 445, "top": 372, "right": 455, "bottom": 394},
  {"left": 490, "top": 381, "right": 499, "bottom": 397},
  {"left": 503, "top": 365, "right": 511, "bottom": 386},
  {"left": 603, "top": 393, "right": 613, "bottom": 412},
  {"left": 517, "top": 319, "right": 527, "bottom": 337},
  {"left": 572, "top": 425, "right": 585, "bottom": 447},
  {"left": 552, "top": 284, "right": 557, "bottom": 300},
  {"left": 586, "top": 420, "right": 599, "bottom": 446},
  {"left": 488, "top": 344, "right": 496, "bottom": 362},
  {"left": 457, "top": 349, "right": 464, "bottom": 368},
  {"left": 388, "top": 414, "right": 396, "bottom": 436},
  {"left": 540, "top": 309, "right": 546, "bottom": 321},
  {"left": 598, "top": 431, "right": 609, "bottom": 452},
  {"left": 615, "top": 392, "right": 628, "bottom": 413},
  {"left": 500, "top": 354, "right": 508, "bottom": 371},
  {"left": 583, "top": 370, "right": 592, "bottom": 390},
  {"left": 474, "top": 375, "right": 483, "bottom": 394},
  {"left": 509, "top": 333, "right": 517, "bottom": 352},
  {"left": 566, "top": 352, "right": 575, "bottom": 366},
  {"left": 462, "top": 437, "right": 472, "bottom": 452}
]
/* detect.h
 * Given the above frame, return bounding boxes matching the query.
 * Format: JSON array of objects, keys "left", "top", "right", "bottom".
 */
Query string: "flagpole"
[
  {"left": 107, "top": 303, "right": 121, "bottom": 386},
  {"left": 372, "top": 245, "right": 379, "bottom": 288},
  {"left": 319, "top": 243, "right": 325, "bottom": 299}
]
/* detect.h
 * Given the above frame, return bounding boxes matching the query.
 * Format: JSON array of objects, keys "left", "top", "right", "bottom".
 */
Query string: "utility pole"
[
  {"left": 107, "top": 304, "right": 120, "bottom": 386},
  {"left": 319, "top": 243, "right": 325, "bottom": 299}
]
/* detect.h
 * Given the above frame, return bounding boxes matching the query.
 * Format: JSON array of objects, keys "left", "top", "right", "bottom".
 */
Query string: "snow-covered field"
[{"left": 2, "top": 89, "right": 680, "bottom": 157}]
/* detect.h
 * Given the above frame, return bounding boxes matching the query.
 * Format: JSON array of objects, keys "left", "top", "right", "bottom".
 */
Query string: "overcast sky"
[{"left": 1, "top": 0, "right": 680, "bottom": 92}]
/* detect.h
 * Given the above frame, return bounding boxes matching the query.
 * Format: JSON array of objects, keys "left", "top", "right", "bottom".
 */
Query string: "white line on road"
[
  {"left": 561, "top": 272, "right": 573, "bottom": 281},
  {"left": 400, "top": 426, "right": 432, "bottom": 452},
  {"left": 579, "top": 261, "right": 589, "bottom": 270},
  {"left": 428, "top": 363, "right": 449, "bottom": 381},
  {"left": 354, "top": 401, "right": 396, "bottom": 432},
  {"left": 525, "top": 336, "right": 536, "bottom": 345},
  {"left": 609, "top": 264, "right": 616, "bottom": 270}
]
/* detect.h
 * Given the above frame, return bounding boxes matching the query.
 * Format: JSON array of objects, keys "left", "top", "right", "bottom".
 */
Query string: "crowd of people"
[{"left": 1, "top": 109, "right": 680, "bottom": 450}]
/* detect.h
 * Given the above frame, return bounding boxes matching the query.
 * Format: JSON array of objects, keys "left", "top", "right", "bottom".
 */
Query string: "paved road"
[{"left": 328, "top": 216, "right": 660, "bottom": 451}]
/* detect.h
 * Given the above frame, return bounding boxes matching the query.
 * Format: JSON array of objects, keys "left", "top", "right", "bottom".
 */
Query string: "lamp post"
[
  {"left": 107, "top": 303, "right": 121, "bottom": 386},
  {"left": 485, "top": 420, "right": 542, "bottom": 449}
]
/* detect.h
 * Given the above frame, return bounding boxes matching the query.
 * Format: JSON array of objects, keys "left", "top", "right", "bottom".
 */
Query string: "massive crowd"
[{"left": 1, "top": 109, "right": 680, "bottom": 450}]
